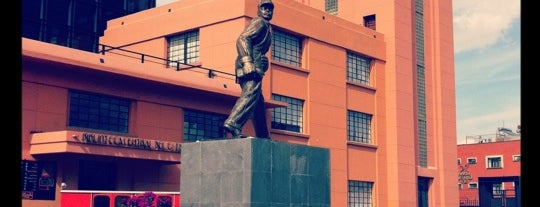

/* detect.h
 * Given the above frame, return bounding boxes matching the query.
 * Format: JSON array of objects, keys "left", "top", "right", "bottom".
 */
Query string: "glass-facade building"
[{"left": 22, "top": 0, "right": 155, "bottom": 52}]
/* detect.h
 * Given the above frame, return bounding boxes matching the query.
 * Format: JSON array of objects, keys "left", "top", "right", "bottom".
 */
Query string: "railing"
[
  {"left": 459, "top": 199, "right": 479, "bottom": 207},
  {"left": 97, "top": 44, "right": 236, "bottom": 79},
  {"left": 464, "top": 133, "right": 520, "bottom": 144}
]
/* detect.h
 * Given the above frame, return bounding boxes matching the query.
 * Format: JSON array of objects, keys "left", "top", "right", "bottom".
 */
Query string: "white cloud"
[
  {"left": 452, "top": 0, "right": 520, "bottom": 53},
  {"left": 455, "top": 44, "right": 520, "bottom": 85},
  {"left": 457, "top": 106, "right": 520, "bottom": 144}
]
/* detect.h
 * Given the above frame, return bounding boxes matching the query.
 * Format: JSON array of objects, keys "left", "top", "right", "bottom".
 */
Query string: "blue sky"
[
  {"left": 156, "top": 0, "right": 521, "bottom": 144},
  {"left": 453, "top": 0, "right": 520, "bottom": 144}
]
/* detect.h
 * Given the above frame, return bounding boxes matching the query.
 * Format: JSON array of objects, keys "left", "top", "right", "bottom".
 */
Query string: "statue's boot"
[{"left": 224, "top": 124, "right": 251, "bottom": 138}]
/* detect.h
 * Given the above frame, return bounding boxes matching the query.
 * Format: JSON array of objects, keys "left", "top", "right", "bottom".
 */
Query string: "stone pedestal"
[{"left": 180, "top": 138, "right": 330, "bottom": 207}]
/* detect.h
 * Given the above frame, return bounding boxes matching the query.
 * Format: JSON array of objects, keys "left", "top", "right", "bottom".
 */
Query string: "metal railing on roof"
[
  {"left": 97, "top": 44, "right": 236, "bottom": 79},
  {"left": 464, "top": 133, "right": 520, "bottom": 144}
]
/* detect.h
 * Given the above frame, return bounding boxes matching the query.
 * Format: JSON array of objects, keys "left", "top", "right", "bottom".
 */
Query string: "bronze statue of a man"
[{"left": 223, "top": 0, "right": 274, "bottom": 139}]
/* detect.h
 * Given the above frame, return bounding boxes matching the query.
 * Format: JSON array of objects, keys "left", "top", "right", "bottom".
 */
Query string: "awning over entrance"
[{"left": 30, "top": 130, "right": 181, "bottom": 164}]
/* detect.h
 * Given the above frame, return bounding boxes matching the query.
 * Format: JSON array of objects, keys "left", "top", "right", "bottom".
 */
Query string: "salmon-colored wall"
[
  {"left": 22, "top": 38, "right": 224, "bottom": 206},
  {"left": 333, "top": 0, "right": 457, "bottom": 205},
  {"left": 271, "top": 64, "right": 310, "bottom": 100},
  {"left": 100, "top": 2, "right": 386, "bottom": 205}
]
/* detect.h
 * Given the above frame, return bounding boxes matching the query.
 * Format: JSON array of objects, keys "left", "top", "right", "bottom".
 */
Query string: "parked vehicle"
[{"left": 60, "top": 190, "right": 180, "bottom": 207}]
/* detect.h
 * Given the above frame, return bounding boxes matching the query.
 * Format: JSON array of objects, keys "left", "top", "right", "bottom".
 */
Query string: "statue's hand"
[
  {"left": 242, "top": 62, "right": 256, "bottom": 75},
  {"left": 254, "top": 56, "right": 268, "bottom": 78}
]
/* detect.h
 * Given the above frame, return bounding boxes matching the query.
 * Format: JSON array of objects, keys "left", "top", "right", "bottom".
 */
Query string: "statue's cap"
[{"left": 259, "top": 0, "right": 274, "bottom": 8}]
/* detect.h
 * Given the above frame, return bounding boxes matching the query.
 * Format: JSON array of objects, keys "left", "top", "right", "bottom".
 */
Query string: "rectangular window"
[
  {"left": 272, "top": 30, "right": 302, "bottom": 67},
  {"left": 415, "top": 0, "right": 428, "bottom": 168},
  {"left": 486, "top": 156, "right": 502, "bottom": 169},
  {"left": 271, "top": 94, "right": 304, "bottom": 133},
  {"left": 363, "top": 15, "right": 376, "bottom": 30},
  {"left": 68, "top": 90, "right": 130, "bottom": 133},
  {"left": 183, "top": 109, "right": 226, "bottom": 142},
  {"left": 347, "top": 110, "right": 372, "bottom": 144},
  {"left": 347, "top": 52, "right": 372, "bottom": 86},
  {"left": 348, "top": 180, "right": 373, "bottom": 207},
  {"left": 468, "top": 182, "right": 478, "bottom": 189},
  {"left": 418, "top": 177, "right": 430, "bottom": 207},
  {"left": 458, "top": 183, "right": 462, "bottom": 190},
  {"left": 457, "top": 158, "right": 461, "bottom": 165},
  {"left": 512, "top": 155, "right": 521, "bottom": 162},
  {"left": 467, "top": 157, "right": 477, "bottom": 164},
  {"left": 325, "top": 0, "right": 338, "bottom": 15},
  {"left": 492, "top": 183, "right": 503, "bottom": 197},
  {"left": 168, "top": 30, "right": 200, "bottom": 68}
]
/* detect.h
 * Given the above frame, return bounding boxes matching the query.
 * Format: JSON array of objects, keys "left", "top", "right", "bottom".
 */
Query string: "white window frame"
[
  {"left": 467, "top": 157, "right": 477, "bottom": 164},
  {"left": 457, "top": 158, "right": 461, "bottom": 165},
  {"left": 468, "top": 182, "right": 478, "bottom": 189},
  {"left": 486, "top": 155, "right": 503, "bottom": 169},
  {"left": 492, "top": 182, "right": 504, "bottom": 196},
  {"left": 512, "top": 154, "right": 521, "bottom": 162},
  {"left": 167, "top": 30, "right": 200, "bottom": 67}
]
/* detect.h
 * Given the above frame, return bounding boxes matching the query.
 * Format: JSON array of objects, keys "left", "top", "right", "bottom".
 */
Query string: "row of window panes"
[
  {"left": 458, "top": 182, "right": 515, "bottom": 195},
  {"left": 458, "top": 182, "right": 478, "bottom": 189},
  {"left": 69, "top": 91, "right": 130, "bottom": 133},
  {"left": 414, "top": 1, "right": 428, "bottom": 168},
  {"left": 68, "top": 90, "right": 306, "bottom": 138},
  {"left": 457, "top": 155, "right": 520, "bottom": 169},
  {"left": 68, "top": 28, "right": 375, "bottom": 142},
  {"left": 68, "top": 90, "right": 373, "bottom": 145},
  {"left": 458, "top": 182, "right": 513, "bottom": 193},
  {"left": 22, "top": 0, "right": 154, "bottom": 53},
  {"left": 167, "top": 29, "right": 373, "bottom": 88}
]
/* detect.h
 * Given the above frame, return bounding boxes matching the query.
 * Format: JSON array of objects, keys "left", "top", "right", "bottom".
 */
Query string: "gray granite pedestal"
[{"left": 180, "top": 138, "right": 330, "bottom": 207}]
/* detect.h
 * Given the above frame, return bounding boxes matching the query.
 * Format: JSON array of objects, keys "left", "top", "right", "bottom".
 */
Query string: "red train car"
[{"left": 60, "top": 190, "right": 180, "bottom": 207}]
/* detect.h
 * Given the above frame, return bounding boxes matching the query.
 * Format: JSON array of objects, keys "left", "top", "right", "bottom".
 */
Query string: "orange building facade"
[
  {"left": 21, "top": 0, "right": 457, "bottom": 206},
  {"left": 457, "top": 134, "right": 521, "bottom": 206}
]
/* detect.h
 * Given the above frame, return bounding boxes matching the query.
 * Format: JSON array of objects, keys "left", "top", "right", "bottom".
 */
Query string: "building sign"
[
  {"left": 458, "top": 164, "right": 472, "bottom": 184},
  {"left": 21, "top": 160, "right": 57, "bottom": 200},
  {"left": 79, "top": 132, "right": 181, "bottom": 153}
]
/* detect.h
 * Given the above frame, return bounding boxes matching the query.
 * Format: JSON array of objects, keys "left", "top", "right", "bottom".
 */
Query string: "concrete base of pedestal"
[{"left": 180, "top": 138, "right": 330, "bottom": 207}]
